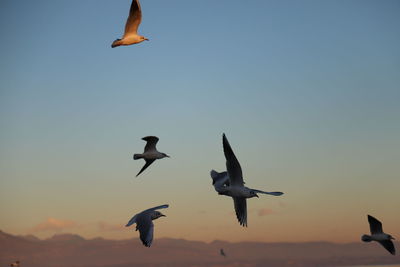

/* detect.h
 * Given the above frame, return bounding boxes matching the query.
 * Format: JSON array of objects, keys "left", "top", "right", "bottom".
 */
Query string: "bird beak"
[
  {"left": 145, "top": 38, "right": 149, "bottom": 41},
  {"left": 255, "top": 194, "right": 259, "bottom": 198},
  {"left": 161, "top": 214, "right": 166, "bottom": 217},
  {"left": 166, "top": 155, "right": 170, "bottom": 158}
]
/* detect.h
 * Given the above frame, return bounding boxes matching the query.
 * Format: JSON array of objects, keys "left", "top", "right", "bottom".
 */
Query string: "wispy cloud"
[
  {"left": 258, "top": 208, "right": 275, "bottom": 216},
  {"left": 31, "top": 218, "right": 78, "bottom": 232},
  {"left": 97, "top": 221, "right": 124, "bottom": 232},
  {"left": 278, "top": 201, "right": 287, "bottom": 208}
]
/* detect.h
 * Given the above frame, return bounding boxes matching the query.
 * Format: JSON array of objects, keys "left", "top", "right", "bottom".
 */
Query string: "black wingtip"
[{"left": 222, "top": 134, "right": 230, "bottom": 150}]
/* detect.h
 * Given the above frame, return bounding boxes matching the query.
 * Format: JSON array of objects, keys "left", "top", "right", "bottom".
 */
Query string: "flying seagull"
[
  {"left": 220, "top": 248, "right": 227, "bottom": 257},
  {"left": 362, "top": 215, "right": 396, "bottom": 255},
  {"left": 133, "top": 136, "right": 170, "bottom": 177},
  {"left": 111, "top": 0, "right": 149, "bottom": 48},
  {"left": 126, "top": 204, "right": 169, "bottom": 247},
  {"left": 212, "top": 134, "right": 283, "bottom": 227}
]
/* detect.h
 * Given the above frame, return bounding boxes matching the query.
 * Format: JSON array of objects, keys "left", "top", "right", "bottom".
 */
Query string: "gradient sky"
[{"left": 0, "top": 0, "right": 399, "bottom": 243}]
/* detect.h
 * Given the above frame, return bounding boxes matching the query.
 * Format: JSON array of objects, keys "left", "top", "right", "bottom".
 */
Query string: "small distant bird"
[
  {"left": 362, "top": 215, "right": 396, "bottom": 255},
  {"left": 133, "top": 136, "right": 170, "bottom": 177},
  {"left": 212, "top": 134, "right": 283, "bottom": 227},
  {"left": 10, "top": 261, "right": 20, "bottom": 267},
  {"left": 126, "top": 204, "right": 169, "bottom": 247},
  {"left": 220, "top": 248, "right": 227, "bottom": 257},
  {"left": 111, "top": 0, "right": 149, "bottom": 48}
]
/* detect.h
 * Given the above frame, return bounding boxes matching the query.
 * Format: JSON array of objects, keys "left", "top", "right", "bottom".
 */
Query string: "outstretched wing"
[
  {"left": 126, "top": 204, "right": 169, "bottom": 227},
  {"left": 233, "top": 197, "right": 247, "bottom": 227},
  {"left": 223, "top": 134, "right": 244, "bottom": 187},
  {"left": 252, "top": 189, "right": 284, "bottom": 196},
  {"left": 124, "top": 0, "right": 143, "bottom": 37},
  {"left": 143, "top": 136, "right": 159, "bottom": 152},
  {"left": 136, "top": 214, "right": 154, "bottom": 247},
  {"left": 210, "top": 170, "right": 230, "bottom": 186},
  {"left": 136, "top": 159, "right": 155, "bottom": 177},
  {"left": 378, "top": 239, "right": 396, "bottom": 255},
  {"left": 368, "top": 215, "right": 383, "bottom": 234}
]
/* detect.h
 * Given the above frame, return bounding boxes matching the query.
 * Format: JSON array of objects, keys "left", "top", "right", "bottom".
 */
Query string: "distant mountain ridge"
[{"left": 0, "top": 230, "right": 399, "bottom": 267}]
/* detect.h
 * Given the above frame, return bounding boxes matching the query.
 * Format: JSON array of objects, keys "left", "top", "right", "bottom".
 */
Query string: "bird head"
[
  {"left": 152, "top": 211, "right": 166, "bottom": 220},
  {"left": 250, "top": 191, "right": 259, "bottom": 198},
  {"left": 140, "top": 36, "right": 149, "bottom": 41}
]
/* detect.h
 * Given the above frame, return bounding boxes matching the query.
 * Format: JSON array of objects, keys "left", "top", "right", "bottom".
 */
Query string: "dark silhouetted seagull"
[
  {"left": 111, "top": 0, "right": 149, "bottom": 48},
  {"left": 362, "top": 215, "right": 396, "bottom": 255},
  {"left": 126, "top": 204, "right": 169, "bottom": 247},
  {"left": 211, "top": 134, "right": 283, "bottom": 227},
  {"left": 220, "top": 248, "right": 227, "bottom": 257},
  {"left": 133, "top": 136, "right": 169, "bottom": 177}
]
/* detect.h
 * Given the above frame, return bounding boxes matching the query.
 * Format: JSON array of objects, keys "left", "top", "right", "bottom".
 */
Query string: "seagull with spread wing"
[
  {"left": 111, "top": 0, "right": 149, "bottom": 48},
  {"left": 362, "top": 215, "right": 396, "bottom": 255},
  {"left": 133, "top": 136, "right": 169, "bottom": 177},
  {"left": 126, "top": 204, "right": 169, "bottom": 247},
  {"left": 220, "top": 248, "right": 227, "bottom": 257},
  {"left": 211, "top": 134, "right": 283, "bottom": 227}
]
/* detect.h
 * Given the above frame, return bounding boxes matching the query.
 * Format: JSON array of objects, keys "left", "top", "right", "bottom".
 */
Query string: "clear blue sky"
[{"left": 0, "top": 0, "right": 399, "bottom": 242}]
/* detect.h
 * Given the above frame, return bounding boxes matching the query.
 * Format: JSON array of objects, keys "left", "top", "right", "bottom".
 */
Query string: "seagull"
[
  {"left": 362, "top": 215, "right": 396, "bottom": 255},
  {"left": 220, "top": 248, "right": 227, "bottom": 257},
  {"left": 212, "top": 134, "right": 283, "bottom": 227},
  {"left": 111, "top": 0, "right": 149, "bottom": 48},
  {"left": 10, "top": 261, "right": 20, "bottom": 267},
  {"left": 133, "top": 136, "right": 170, "bottom": 177},
  {"left": 126, "top": 204, "right": 169, "bottom": 247}
]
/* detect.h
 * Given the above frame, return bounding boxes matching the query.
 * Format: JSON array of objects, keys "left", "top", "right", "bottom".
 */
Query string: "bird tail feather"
[
  {"left": 362, "top": 234, "right": 372, "bottom": 242},
  {"left": 111, "top": 39, "right": 122, "bottom": 48},
  {"left": 133, "top": 154, "right": 143, "bottom": 160}
]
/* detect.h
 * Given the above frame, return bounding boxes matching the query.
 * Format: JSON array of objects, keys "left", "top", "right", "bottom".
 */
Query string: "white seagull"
[
  {"left": 133, "top": 136, "right": 170, "bottom": 177},
  {"left": 111, "top": 0, "right": 149, "bottom": 48},
  {"left": 126, "top": 204, "right": 169, "bottom": 247},
  {"left": 212, "top": 134, "right": 283, "bottom": 227},
  {"left": 362, "top": 215, "right": 396, "bottom": 255}
]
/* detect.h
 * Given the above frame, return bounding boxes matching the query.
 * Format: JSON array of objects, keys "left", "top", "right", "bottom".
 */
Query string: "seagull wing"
[
  {"left": 368, "top": 215, "right": 383, "bottom": 234},
  {"left": 143, "top": 136, "right": 159, "bottom": 152},
  {"left": 136, "top": 213, "right": 154, "bottom": 247},
  {"left": 123, "top": 0, "right": 142, "bottom": 37},
  {"left": 136, "top": 159, "right": 155, "bottom": 177},
  {"left": 251, "top": 189, "right": 284, "bottom": 196},
  {"left": 233, "top": 197, "right": 247, "bottom": 227},
  {"left": 378, "top": 239, "right": 396, "bottom": 255},
  {"left": 223, "top": 134, "right": 244, "bottom": 187},
  {"left": 210, "top": 170, "right": 230, "bottom": 186},
  {"left": 126, "top": 204, "right": 169, "bottom": 227}
]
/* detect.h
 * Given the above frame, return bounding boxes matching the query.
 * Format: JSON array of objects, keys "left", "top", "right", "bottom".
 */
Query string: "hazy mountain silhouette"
[{"left": 1, "top": 230, "right": 399, "bottom": 267}]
